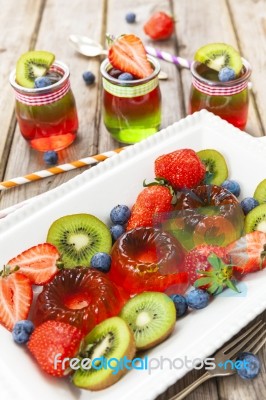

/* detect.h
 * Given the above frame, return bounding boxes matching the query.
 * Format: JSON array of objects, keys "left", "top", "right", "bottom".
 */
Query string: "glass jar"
[
  {"left": 100, "top": 56, "right": 161, "bottom": 144},
  {"left": 9, "top": 61, "right": 79, "bottom": 152},
  {"left": 189, "top": 59, "right": 251, "bottom": 130}
]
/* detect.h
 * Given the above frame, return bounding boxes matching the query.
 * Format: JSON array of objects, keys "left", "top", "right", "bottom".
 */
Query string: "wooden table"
[{"left": 0, "top": 0, "right": 265, "bottom": 399}]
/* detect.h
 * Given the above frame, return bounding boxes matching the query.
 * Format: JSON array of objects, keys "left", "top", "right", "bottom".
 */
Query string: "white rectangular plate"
[{"left": 1, "top": 110, "right": 266, "bottom": 400}]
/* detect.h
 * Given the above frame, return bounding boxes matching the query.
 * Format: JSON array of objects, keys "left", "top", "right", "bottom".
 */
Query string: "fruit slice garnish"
[
  {"left": 108, "top": 34, "right": 153, "bottom": 79},
  {"left": 120, "top": 291, "right": 176, "bottom": 350},
  {"left": 194, "top": 43, "right": 243, "bottom": 76},
  {"left": 7, "top": 243, "right": 60, "bottom": 285},
  {"left": 73, "top": 316, "right": 136, "bottom": 390},
  {"left": 16, "top": 50, "right": 55, "bottom": 88},
  {"left": 197, "top": 149, "right": 228, "bottom": 185},
  {"left": 244, "top": 203, "right": 266, "bottom": 233},
  {"left": 254, "top": 179, "right": 266, "bottom": 204},
  {"left": 46, "top": 213, "right": 112, "bottom": 268},
  {"left": 0, "top": 267, "right": 32, "bottom": 331}
]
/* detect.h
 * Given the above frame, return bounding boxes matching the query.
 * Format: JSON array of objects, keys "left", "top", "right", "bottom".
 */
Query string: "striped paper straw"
[
  {"left": 145, "top": 46, "right": 192, "bottom": 69},
  {"left": 0, "top": 147, "right": 125, "bottom": 191}
]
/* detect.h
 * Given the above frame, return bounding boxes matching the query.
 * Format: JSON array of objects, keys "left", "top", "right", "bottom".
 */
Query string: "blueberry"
[
  {"left": 241, "top": 197, "right": 259, "bottom": 215},
  {"left": 218, "top": 67, "right": 236, "bottom": 82},
  {"left": 82, "top": 71, "right": 95, "bottom": 85},
  {"left": 169, "top": 294, "right": 188, "bottom": 318},
  {"left": 118, "top": 73, "right": 134, "bottom": 81},
  {"left": 34, "top": 76, "right": 52, "bottom": 88},
  {"left": 125, "top": 12, "right": 136, "bottom": 24},
  {"left": 110, "top": 205, "right": 131, "bottom": 225},
  {"left": 12, "top": 320, "right": 34, "bottom": 344},
  {"left": 91, "top": 252, "right": 112, "bottom": 272},
  {"left": 186, "top": 289, "right": 210, "bottom": 310},
  {"left": 110, "top": 224, "right": 125, "bottom": 241},
  {"left": 43, "top": 150, "right": 58, "bottom": 165},
  {"left": 236, "top": 352, "right": 261, "bottom": 380},
  {"left": 222, "top": 179, "right": 241, "bottom": 197}
]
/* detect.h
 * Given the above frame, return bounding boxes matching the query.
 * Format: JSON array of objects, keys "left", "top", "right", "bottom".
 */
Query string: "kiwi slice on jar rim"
[
  {"left": 244, "top": 203, "right": 266, "bottom": 233},
  {"left": 72, "top": 316, "right": 136, "bottom": 390},
  {"left": 16, "top": 50, "right": 55, "bottom": 88},
  {"left": 46, "top": 213, "right": 112, "bottom": 268},
  {"left": 194, "top": 43, "right": 243, "bottom": 76},
  {"left": 253, "top": 179, "right": 266, "bottom": 204},
  {"left": 120, "top": 291, "right": 176, "bottom": 350},
  {"left": 197, "top": 149, "right": 228, "bottom": 185}
]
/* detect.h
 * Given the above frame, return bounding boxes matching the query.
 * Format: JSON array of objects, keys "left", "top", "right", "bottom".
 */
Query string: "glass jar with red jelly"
[
  {"left": 9, "top": 61, "right": 78, "bottom": 152},
  {"left": 100, "top": 56, "right": 161, "bottom": 144},
  {"left": 189, "top": 59, "right": 251, "bottom": 130}
]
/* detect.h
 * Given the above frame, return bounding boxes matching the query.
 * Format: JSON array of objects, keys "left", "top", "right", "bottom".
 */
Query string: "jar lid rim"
[
  {"left": 190, "top": 58, "right": 251, "bottom": 87},
  {"left": 9, "top": 60, "right": 70, "bottom": 94}
]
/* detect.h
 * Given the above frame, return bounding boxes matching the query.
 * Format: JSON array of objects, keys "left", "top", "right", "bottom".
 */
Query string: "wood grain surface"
[{"left": 0, "top": 1, "right": 265, "bottom": 399}]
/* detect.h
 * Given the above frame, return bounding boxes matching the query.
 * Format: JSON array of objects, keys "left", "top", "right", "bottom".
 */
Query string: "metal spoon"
[{"left": 69, "top": 34, "right": 168, "bottom": 80}]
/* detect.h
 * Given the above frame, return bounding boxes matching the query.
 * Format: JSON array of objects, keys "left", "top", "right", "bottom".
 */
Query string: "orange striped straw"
[{"left": 0, "top": 147, "right": 125, "bottom": 190}]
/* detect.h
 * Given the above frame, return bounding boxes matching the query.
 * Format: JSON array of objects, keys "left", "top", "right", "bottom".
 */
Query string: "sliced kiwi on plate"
[
  {"left": 46, "top": 213, "right": 112, "bottom": 268},
  {"left": 254, "top": 179, "right": 266, "bottom": 204},
  {"left": 72, "top": 316, "right": 136, "bottom": 390},
  {"left": 244, "top": 203, "right": 266, "bottom": 233},
  {"left": 194, "top": 43, "right": 243, "bottom": 75},
  {"left": 120, "top": 292, "right": 176, "bottom": 350},
  {"left": 197, "top": 149, "right": 228, "bottom": 185},
  {"left": 16, "top": 50, "right": 55, "bottom": 88}
]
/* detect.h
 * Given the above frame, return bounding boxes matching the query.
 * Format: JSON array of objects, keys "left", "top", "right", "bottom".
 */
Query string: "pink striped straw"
[{"left": 145, "top": 46, "right": 192, "bottom": 69}]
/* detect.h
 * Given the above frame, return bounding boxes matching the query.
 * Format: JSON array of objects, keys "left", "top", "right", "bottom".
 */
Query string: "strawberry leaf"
[
  {"left": 226, "top": 279, "right": 241, "bottom": 293},
  {"left": 194, "top": 277, "right": 212, "bottom": 287},
  {"left": 207, "top": 253, "right": 222, "bottom": 270}
]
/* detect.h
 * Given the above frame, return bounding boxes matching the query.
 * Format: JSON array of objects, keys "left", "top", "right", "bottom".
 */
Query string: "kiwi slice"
[
  {"left": 16, "top": 50, "right": 55, "bottom": 88},
  {"left": 46, "top": 213, "right": 112, "bottom": 268},
  {"left": 194, "top": 43, "right": 243, "bottom": 75},
  {"left": 197, "top": 149, "right": 228, "bottom": 185},
  {"left": 254, "top": 179, "right": 266, "bottom": 204},
  {"left": 244, "top": 204, "right": 266, "bottom": 233},
  {"left": 72, "top": 316, "right": 136, "bottom": 390},
  {"left": 120, "top": 292, "right": 176, "bottom": 350}
]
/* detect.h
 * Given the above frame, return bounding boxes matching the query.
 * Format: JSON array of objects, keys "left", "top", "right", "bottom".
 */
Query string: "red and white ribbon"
[
  {"left": 192, "top": 77, "right": 248, "bottom": 96},
  {"left": 14, "top": 66, "right": 70, "bottom": 106}
]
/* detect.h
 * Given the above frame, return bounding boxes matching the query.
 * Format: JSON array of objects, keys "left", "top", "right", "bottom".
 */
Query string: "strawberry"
[
  {"left": 28, "top": 320, "right": 83, "bottom": 377},
  {"left": 108, "top": 34, "right": 153, "bottom": 79},
  {"left": 155, "top": 149, "right": 206, "bottom": 190},
  {"left": 227, "top": 231, "right": 266, "bottom": 274},
  {"left": 144, "top": 11, "right": 174, "bottom": 40},
  {"left": 126, "top": 185, "right": 174, "bottom": 231},
  {"left": 7, "top": 243, "right": 60, "bottom": 285},
  {"left": 0, "top": 267, "right": 32, "bottom": 331},
  {"left": 184, "top": 244, "right": 239, "bottom": 294}
]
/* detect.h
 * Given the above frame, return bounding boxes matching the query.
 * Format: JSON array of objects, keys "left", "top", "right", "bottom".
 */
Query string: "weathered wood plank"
[
  {"left": 227, "top": 0, "right": 266, "bottom": 135},
  {"left": 98, "top": 0, "right": 185, "bottom": 153},
  {"left": 172, "top": 0, "right": 263, "bottom": 137},
  {"left": 0, "top": 0, "right": 44, "bottom": 177},
  {"left": 0, "top": 0, "right": 105, "bottom": 209}
]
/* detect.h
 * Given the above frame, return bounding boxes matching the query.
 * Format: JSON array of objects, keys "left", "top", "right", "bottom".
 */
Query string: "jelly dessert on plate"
[
  {"left": 33, "top": 267, "right": 128, "bottom": 335},
  {"left": 109, "top": 227, "right": 188, "bottom": 295}
]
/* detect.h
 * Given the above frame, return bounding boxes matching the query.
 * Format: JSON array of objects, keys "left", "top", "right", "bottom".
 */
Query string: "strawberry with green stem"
[{"left": 194, "top": 253, "right": 240, "bottom": 295}]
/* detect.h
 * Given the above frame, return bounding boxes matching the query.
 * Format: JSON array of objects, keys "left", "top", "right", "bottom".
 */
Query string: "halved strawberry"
[
  {"left": 28, "top": 320, "right": 83, "bottom": 377},
  {"left": 0, "top": 267, "right": 33, "bottom": 331},
  {"left": 108, "top": 34, "right": 153, "bottom": 79},
  {"left": 227, "top": 231, "right": 266, "bottom": 274},
  {"left": 7, "top": 243, "right": 60, "bottom": 285}
]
